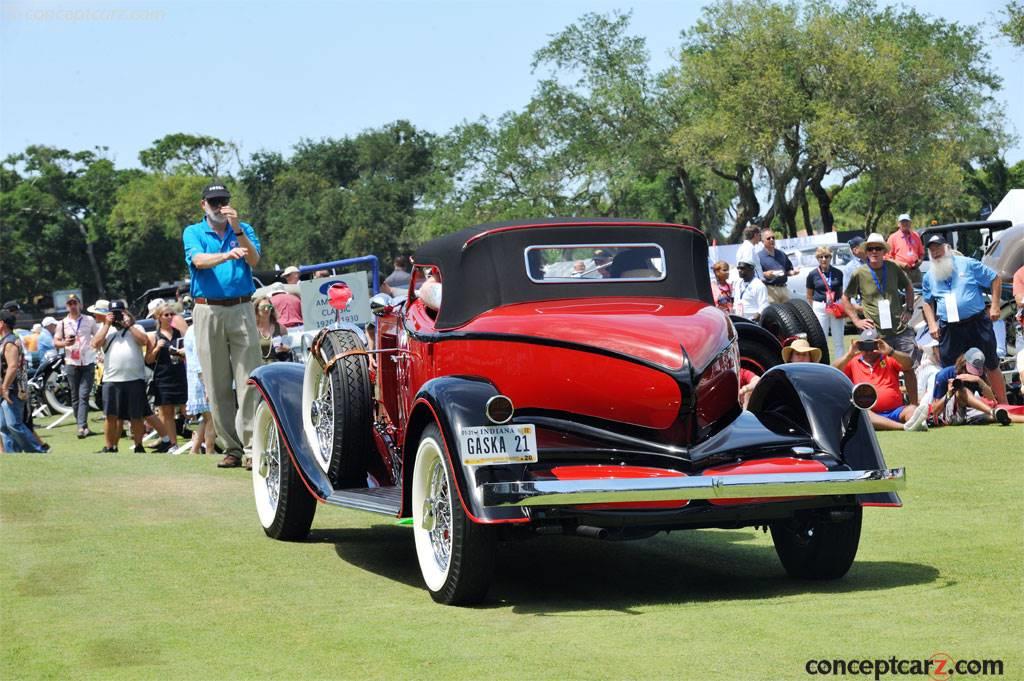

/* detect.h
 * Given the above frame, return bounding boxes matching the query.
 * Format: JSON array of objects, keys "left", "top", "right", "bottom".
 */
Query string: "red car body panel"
[
  {"left": 459, "top": 298, "right": 727, "bottom": 371},
  {"left": 433, "top": 338, "right": 683, "bottom": 429},
  {"left": 399, "top": 296, "right": 734, "bottom": 431}
]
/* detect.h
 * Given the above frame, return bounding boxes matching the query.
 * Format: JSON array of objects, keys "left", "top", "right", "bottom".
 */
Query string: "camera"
[
  {"left": 858, "top": 340, "right": 877, "bottom": 352},
  {"left": 951, "top": 378, "right": 964, "bottom": 391}
]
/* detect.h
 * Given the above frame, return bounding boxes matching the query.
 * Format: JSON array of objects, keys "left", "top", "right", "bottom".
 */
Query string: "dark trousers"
[{"left": 65, "top": 363, "right": 95, "bottom": 430}]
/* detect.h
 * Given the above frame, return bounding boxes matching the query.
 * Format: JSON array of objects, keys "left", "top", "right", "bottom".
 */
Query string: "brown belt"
[{"left": 194, "top": 295, "right": 252, "bottom": 307}]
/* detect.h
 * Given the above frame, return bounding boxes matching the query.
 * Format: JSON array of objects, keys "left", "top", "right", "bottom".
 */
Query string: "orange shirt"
[
  {"left": 842, "top": 353, "right": 904, "bottom": 413},
  {"left": 886, "top": 229, "right": 924, "bottom": 269}
]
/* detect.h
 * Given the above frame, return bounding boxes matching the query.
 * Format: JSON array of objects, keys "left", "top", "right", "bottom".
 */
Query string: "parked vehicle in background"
[
  {"left": 783, "top": 242, "right": 858, "bottom": 302},
  {"left": 247, "top": 219, "right": 905, "bottom": 605}
]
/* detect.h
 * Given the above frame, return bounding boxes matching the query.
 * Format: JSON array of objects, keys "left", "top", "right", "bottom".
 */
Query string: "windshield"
[{"left": 525, "top": 244, "right": 666, "bottom": 283}]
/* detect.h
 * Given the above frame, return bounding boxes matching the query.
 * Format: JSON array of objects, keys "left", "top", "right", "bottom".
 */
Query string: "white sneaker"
[{"left": 903, "top": 403, "right": 929, "bottom": 432}]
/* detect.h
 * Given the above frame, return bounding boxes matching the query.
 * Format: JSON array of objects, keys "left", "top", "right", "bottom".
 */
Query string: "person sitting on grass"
[
  {"left": 925, "top": 348, "right": 1016, "bottom": 427},
  {"left": 832, "top": 327, "right": 928, "bottom": 432},
  {"left": 738, "top": 337, "right": 820, "bottom": 407}
]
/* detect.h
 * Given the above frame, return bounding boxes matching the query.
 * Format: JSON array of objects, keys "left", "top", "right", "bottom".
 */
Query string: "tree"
[
  {"left": 0, "top": 146, "right": 137, "bottom": 303},
  {"left": 411, "top": 12, "right": 729, "bottom": 243},
  {"left": 106, "top": 174, "right": 215, "bottom": 299},
  {"left": 1001, "top": 1, "right": 1024, "bottom": 47},
  {"left": 249, "top": 121, "right": 435, "bottom": 268},
  {"left": 139, "top": 133, "right": 240, "bottom": 177},
  {"left": 666, "top": 0, "right": 1006, "bottom": 239}
]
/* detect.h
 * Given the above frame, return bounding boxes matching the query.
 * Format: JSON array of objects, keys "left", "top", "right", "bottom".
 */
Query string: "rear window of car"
[{"left": 524, "top": 244, "right": 666, "bottom": 283}]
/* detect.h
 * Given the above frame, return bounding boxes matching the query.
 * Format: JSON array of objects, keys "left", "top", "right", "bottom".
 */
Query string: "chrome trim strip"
[{"left": 481, "top": 468, "right": 906, "bottom": 507}]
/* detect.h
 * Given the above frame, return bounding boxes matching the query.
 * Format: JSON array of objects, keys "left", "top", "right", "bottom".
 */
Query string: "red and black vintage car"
[{"left": 247, "top": 219, "right": 905, "bottom": 605}]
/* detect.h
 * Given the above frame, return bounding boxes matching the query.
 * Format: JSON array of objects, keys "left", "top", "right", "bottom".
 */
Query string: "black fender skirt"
[
  {"left": 746, "top": 362, "right": 902, "bottom": 507},
  {"left": 411, "top": 376, "right": 531, "bottom": 523},
  {"left": 248, "top": 363, "right": 335, "bottom": 501}
]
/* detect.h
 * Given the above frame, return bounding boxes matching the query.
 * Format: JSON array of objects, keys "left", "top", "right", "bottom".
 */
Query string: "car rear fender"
[
  {"left": 405, "top": 376, "right": 530, "bottom": 524},
  {"left": 248, "top": 363, "right": 333, "bottom": 501},
  {"left": 746, "top": 362, "right": 901, "bottom": 506}
]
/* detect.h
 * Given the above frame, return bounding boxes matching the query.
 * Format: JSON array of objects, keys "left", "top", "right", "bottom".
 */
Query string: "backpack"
[{"left": 0, "top": 333, "right": 30, "bottom": 401}]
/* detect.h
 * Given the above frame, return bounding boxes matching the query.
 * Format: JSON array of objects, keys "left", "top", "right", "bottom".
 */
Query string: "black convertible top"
[{"left": 412, "top": 218, "right": 713, "bottom": 330}]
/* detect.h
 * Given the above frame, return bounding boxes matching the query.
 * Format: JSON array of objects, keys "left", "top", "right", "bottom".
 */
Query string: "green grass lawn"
[{"left": 2, "top": 413, "right": 1021, "bottom": 680}]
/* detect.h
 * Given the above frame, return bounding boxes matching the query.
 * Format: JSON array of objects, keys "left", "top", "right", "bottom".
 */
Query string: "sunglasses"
[
  {"left": 258, "top": 305, "right": 274, "bottom": 311},
  {"left": 866, "top": 246, "right": 885, "bottom": 252},
  {"left": 67, "top": 300, "right": 80, "bottom": 305},
  {"left": 206, "top": 197, "right": 229, "bottom": 208},
  {"left": 817, "top": 255, "right": 832, "bottom": 260},
  {"left": 161, "top": 312, "right": 174, "bottom": 317},
  {"left": 764, "top": 236, "right": 775, "bottom": 241}
]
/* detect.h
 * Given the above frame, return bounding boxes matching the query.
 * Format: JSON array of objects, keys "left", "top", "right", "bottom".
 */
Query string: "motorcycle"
[
  {"left": 29, "top": 351, "right": 71, "bottom": 416},
  {"left": 28, "top": 351, "right": 102, "bottom": 417}
]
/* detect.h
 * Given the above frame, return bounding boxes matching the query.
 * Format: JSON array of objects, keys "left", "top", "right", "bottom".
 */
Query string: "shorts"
[
  {"left": 102, "top": 380, "right": 154, "bottom": 420},
  {"left": 875, "top": 405, "right": 906, "bottom": 422},
  {"left": 939, "top": 313, "right": 997, "bottom": 370},
  {"left": 881, "top": 328, "right": 921, "bottom": 368}
]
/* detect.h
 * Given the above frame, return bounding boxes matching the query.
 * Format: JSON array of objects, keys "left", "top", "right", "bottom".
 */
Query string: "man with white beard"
[{"left": 921, "top": 234, "right": 1006, "bottom": 403}]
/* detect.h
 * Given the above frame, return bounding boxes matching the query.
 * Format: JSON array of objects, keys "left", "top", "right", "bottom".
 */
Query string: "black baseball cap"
[
  {"left": 927, "top": 234, "right": 947, "bottom": 246},
  {"left": 110, "top": 299, "right": 128, "bottom": 312},
  {"left": 202, "top": 183, "right": 231, "bottom": 200},
  {"left": 0, "top": 312, "right": 16, "bottom": 328},
  {"left": 847, "top": 236, "right": 865, "bottom": 249},
  {"left": 2, "top": 300, "right": 20, "bottom": 312}
]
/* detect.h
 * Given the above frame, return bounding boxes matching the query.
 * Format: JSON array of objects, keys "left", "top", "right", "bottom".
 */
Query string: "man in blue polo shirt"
[
  {"left": 183, "top": 183, "right": 264, "bottom": 468},
  {"left": 921, "top": 234, "right": 1006, "bottom": 403}
]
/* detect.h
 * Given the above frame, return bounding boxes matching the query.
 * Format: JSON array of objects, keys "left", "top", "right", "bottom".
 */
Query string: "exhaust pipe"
[{"left": 575, "top": 525, "right": 608, "bottom": 540}]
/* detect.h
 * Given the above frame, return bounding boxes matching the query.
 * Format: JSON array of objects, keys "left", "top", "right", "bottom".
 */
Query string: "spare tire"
[
  {"left": 301, "top": 330, "right": 373, "bottom": 488},
  {"left": 738, "top": 334, "right": 781, "bottom": 376},
  {"left": 784, "top": 299, "right": 830, "bottom": 365},
  {"left": 760, "top": 303, "right": 805, "bottom": 345}
]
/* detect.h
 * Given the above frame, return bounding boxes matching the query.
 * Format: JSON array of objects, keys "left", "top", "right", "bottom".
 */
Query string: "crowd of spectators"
[
  {"left": 725, "top": 212, "right": 1020, "bottom": 433},
  {"left": 3, "top": 201, "right": 1021, "bottom": 455}
]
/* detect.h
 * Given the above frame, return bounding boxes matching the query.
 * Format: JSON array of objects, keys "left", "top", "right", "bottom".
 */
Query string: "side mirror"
[{"left": 370, "top": 292, "right": 393, "bottom": 317}]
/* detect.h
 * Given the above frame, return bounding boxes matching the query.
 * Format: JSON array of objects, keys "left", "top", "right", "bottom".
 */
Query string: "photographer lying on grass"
[
  {"left": 926, "top": 348, "right": 1016, "bottom": 427},
  {"left": 832, "top": 327, "right": 928, "bottom": 432}
]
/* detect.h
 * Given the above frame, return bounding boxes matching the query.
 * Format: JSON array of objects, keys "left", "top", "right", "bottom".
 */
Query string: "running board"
[{"left": 325, "top": 486, "right": 402, "bottom": 516}]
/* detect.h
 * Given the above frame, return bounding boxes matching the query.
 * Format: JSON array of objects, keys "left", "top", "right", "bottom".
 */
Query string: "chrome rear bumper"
[{"left": 481, "top": 468, "right": 906, "bottom": 507}]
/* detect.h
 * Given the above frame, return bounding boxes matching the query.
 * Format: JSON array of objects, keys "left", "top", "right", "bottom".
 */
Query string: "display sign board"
[
  {"left": 299, "top": 272, "right": 371, "bottom": 330},
  {"left": 52, "top": 289, "right": 83, "bottom": 310}
]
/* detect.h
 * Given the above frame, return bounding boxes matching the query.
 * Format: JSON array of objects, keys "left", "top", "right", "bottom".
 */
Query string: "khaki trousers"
[
  {"left": 192, "top": 302, "right": 263, "bottom": 456},
  {"left": 765, "top": 285, "right": 791, "bottom": 303}
]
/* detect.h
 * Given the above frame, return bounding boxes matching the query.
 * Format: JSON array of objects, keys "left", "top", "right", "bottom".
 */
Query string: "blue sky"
[{"left": 1, "top": 0, "right": 1021, "bottom": 167}]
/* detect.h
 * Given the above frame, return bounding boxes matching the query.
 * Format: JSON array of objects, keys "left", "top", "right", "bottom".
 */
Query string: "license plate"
[{"left": 459, "top": 424, "right": 538, "bottom": 466}]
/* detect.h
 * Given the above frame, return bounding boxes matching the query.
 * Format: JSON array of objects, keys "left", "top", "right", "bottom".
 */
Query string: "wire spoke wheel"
[
  {"left": 411, "top": 424, "right": 495, "bottom": 605},
  {"left": 301, "top": 330, "right": 372, "bottom": 487},
  {"left": 311, "top": 370, "right": 334, "bottom": 469},
  {"left": 252, "top": 399, "right": 315, "bottom": 540}
]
